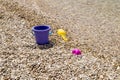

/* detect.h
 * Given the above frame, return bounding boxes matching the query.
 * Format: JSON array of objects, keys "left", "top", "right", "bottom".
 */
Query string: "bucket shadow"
[
  {"left": 36, "top": 41, "right": 55, "bottom": 49},
  {"left": 24, "top": 39, "right": 57, "bottom": 49}
]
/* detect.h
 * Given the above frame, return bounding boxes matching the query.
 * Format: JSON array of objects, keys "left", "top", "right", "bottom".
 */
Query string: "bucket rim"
[{"left": 32, "top": 25, "right": 51, "bottom": 31}]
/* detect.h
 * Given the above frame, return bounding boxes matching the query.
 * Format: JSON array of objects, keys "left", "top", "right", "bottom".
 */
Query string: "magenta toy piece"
[{"left": 72, "top": 49, "right": 81, "bottom": 55}]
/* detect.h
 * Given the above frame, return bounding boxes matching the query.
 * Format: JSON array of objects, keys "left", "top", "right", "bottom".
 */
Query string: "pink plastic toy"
[{"left": 72, "top": 49, "right": 81, "bottom": 55}]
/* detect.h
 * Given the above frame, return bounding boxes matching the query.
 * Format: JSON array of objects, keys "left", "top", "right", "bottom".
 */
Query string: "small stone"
[
  {"left": 117, "top": 66, "right": 120, "bottom": 70},
  {"left": 100, "top": 75, "right": 104, "bottom": 78}
]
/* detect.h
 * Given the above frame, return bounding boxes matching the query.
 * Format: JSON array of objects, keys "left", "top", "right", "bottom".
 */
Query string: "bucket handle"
[
  {"left": 31, "top": 30, "right": 35, "bottom": 36},
  {"left": 49, "top": 30, "right": 52, "bottom": 35}
]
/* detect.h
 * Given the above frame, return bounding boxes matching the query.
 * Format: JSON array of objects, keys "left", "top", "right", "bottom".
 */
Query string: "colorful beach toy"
[
  {"left": 57, "top": 29, "right": 68, "bottom": 41},
  {"left": 72, "top": 49, "right": 81, "bottom": 55},
  {"left": 32, "top": 25, "right": 51, "bottom": 45}
]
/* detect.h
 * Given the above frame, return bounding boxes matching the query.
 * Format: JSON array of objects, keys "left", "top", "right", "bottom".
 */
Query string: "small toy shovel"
[{"left": 57, "top": 29, "right": 68, "bottom": 41}]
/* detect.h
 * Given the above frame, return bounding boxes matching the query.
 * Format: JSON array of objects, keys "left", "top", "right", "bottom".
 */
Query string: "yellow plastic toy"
[{"left": 57, "top": 29, "right": 68, "bottom": 41}]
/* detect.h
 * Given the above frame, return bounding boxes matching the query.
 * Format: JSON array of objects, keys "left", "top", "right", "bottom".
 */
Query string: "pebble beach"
[{"left": 0, "top": 0, "right": 120, "bottom": 80}]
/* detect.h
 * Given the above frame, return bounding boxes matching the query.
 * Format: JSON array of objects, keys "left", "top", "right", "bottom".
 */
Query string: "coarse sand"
[{"left": 0, "top": 0, "right": 120, "bottom": 80}]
